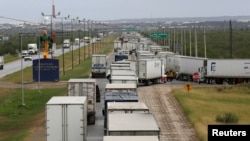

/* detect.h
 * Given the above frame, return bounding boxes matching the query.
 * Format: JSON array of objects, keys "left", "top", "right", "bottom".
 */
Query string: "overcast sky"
[{"left": 1, "top": 0, "right": 250, "bottom": 23}]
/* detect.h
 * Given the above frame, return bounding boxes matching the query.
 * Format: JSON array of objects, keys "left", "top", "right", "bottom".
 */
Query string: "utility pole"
[
  {"left": 19, "top": 32, "right": 36, "bottom": 106},
  {"left": 229, "top": 20, "right": 233, "bottom": 58}
]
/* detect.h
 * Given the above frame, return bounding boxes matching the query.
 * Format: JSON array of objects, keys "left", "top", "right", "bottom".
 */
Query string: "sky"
[{"left": 1, "top": 0, "right": 250, "bottom": 23}]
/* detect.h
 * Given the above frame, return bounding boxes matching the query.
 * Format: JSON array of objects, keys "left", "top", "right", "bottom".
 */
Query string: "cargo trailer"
[
  {"left": 198, "top": 59, "right": 250, "bottom": 84},
  {"left": 103, "top": 92, "right": 138, "bottom": 132},
  {"left": 46, "top": 96, "right": 87, "bottom": 141},
  {"left": 107, "top": 113, "right": 160, "bottom": 136},
  {"left": 67, "top": 78, "right": 99, "bottom": 124},
  {"left": 165, "top": 55, "right": 206, "bottom": 81},
  {"left": 92, "top": 54, "right": 107, "bottom": 78},
  {"left": 137, "top": 59, "right": 163, "bottom": 85},
  {"left": 110, "top": 75, "right": 138, "bottom": 85},
  {"left": 105, "top": 83, "right": 137, "bottom": 92}
]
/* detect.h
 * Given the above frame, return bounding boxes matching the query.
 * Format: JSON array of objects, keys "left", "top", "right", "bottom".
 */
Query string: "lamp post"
[
  {"left": 83, "top": 18, "right": 86, "bottom": 60},
  {"left": 65, "top": 15, "right": 77, "bottom": 70},
  {"left": 56, "top": 15, "right": 69, "bottom": 75},
  {"left": 77, "top": 18, "right": 81, "bottom": 64},
  {"left": 91, "top": 21, "right": 94, "bottom": 54},
  {"left": 87, "top": 20, "right": 91, "bottom": 56}
]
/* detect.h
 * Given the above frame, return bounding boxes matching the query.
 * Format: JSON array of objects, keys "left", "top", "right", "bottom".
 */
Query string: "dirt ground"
[{"left": 138, "top": 84, "right": 200, "bottom": 141}]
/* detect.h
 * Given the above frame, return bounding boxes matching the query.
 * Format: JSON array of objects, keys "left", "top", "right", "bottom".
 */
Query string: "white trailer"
[
  {"left": 150, "top": 45, "right": 162, "bottom": 55},
  {"left": 111, "top": 70, "right": 136, "bottom": 77},
  {"left": 67, "top": 78, "right": 98, "bottom": 124},
  {"left": 198, "top": 59, "right": 250, "bottom": 84},
  {"left": 107, "top": 102, "right": 149, "bottom": 114},
  {"left": 105, "top": 83, "right": 137, "bottom": 93},
  {"left": 46, "top": 96, "right": 87, "bottom": 141},
  {"left": 0, "top": 56, "right": 4, "bottom": 70},
  {"left": 107, "top": 113, "right": 160, "bottom": 136},
  {"left": 103, "top": 136, "right": 159, "bottom": 141},
  {"left": 137, "top": 59, "right": 163, "bottom": 85},
  {"left": 92, "top": 54, "right": 107, "bottom": 78},
  {"left": 174, "top": 55, "right": 206, "bottom": 81},
  {"left": 110, "top": 75, "right": 138, "bottom": 86},
  {"left": 112, "top": 60, "right": 136, "bottom": 71}
]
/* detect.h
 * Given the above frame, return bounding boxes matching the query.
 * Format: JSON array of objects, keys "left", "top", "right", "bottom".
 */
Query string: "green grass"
[
  {"left": 4, "top": 54, "right": 20, "bottom": 63},
  {"left": 0, "top": 36, "right": 117, "bottom": 141},
  {"left": 0, "top": 88, "right": 67, "bottom": 141},
  {"left": 172, "top": 85, "right": 250, "bottom": 141}
]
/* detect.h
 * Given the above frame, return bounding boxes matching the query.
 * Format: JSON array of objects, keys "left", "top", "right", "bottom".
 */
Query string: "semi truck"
[
  {"left": 91, "top": 54, "right": 107, "bottom": 78},
  {"left": 198, "top": 59, "right": 250, "bottom": 84},
  {"left": 27, "top": 43, "right": 38, "bottom": 54},
  {"left": 137, "top": 59, "right": 163, "bottom": 85},
  {"left": 165, "top": 55, "right": 206, "bottom": 81},
  {"left": 84, "top": 36, "right": 91, "bottom": 43},
  {"left": 46, "top": 96, "right": 87, "bottom": 141},
  {"left": 63, "top": 39, "right": 70, "bottom": 48},
  {"left": 67, "top": 78, "right": 100, "bottom": 124},
  {"left": 0, "top": 56, "right": 4, "bottom": 70}
]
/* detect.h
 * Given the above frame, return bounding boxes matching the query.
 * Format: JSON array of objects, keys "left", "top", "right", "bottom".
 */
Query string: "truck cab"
[
  {"left": 63, "top": 39, "right": 70, "bottom": 48},
  {"left": 198, "top": 67, "right": 207, "bottom": 83},
  {"left": 21, "top": 50, "right": 29, "bottom": 58},
  {"left": 28, "top": 43, "right": 38, "bottom": 54}
]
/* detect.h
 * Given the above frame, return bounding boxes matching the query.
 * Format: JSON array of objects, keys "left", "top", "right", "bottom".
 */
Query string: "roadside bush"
[{"left": 216, "top": 112, "right": 239, "bottom": 123}]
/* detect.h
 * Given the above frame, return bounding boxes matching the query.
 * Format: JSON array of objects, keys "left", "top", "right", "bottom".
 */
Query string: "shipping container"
[{"left": 46, "top": 96, "right": 87, "bottom": 141}]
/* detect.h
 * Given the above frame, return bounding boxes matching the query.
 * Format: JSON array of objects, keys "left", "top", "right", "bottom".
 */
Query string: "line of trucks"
[
  {"left": 44, "top": 32, "right": 250, "bottom": 141},
  {"left": 45, "top": 72, "right": 160, "bottom": 141},
  {"left": 46, "top": 82, "right": 160, "bottom": 141}
]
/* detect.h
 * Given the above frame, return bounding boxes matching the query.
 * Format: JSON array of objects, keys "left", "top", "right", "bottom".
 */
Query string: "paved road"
[{"left": 0, "top": 41, "right": 90, "bottom": 78}]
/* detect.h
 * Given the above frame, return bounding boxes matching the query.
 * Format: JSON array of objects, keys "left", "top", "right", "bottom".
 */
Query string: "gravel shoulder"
[{"left": 137, "top": 84, "right": 200, "bottom": 141}]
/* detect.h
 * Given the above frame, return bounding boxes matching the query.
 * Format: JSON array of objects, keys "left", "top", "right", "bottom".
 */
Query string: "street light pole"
[
  {"left": 83, "top": 18, "right": 85, "bottom": 60},
  {"left": 56, "top": 15, "right": 68, "bottom": 75},
  {"left": 88, "top": 20, "right": 90, "bottom": 57},
  {"left": 65, "top": 15, "right": 76, "bottom": 70},
  {"left": 78, "top": 18, "right": 81, "bottom": 64}
]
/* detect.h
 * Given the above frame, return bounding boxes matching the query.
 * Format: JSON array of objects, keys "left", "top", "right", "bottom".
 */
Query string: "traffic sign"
[
  {"left": 150, "top": 33, "right": 168, "bottom": 38},
  {"left": 184, "top": 84, "right": 192, "bottom": 92}
]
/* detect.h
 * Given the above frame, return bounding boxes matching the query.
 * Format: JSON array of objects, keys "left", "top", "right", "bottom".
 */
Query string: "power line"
[{"left": 0, "top": 15, "right": 37, "bottom": 24}]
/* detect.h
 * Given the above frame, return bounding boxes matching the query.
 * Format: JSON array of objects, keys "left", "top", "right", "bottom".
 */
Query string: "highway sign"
[
  {"left": 184, "top": 83, "right": 192, "bottom": 92},
  {"left": 150, "top": 33, "right": 168, "bottom": 38}
]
